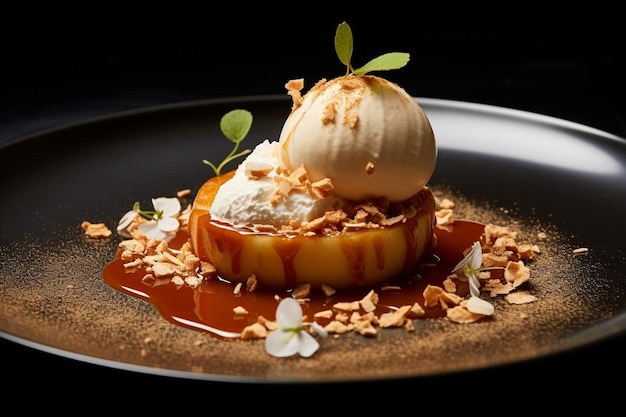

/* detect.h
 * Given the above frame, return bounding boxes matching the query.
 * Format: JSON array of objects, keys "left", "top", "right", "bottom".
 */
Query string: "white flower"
[
  {"left": 265, "top": 297, "right": 325, "bottom": 358},
  {"left": 451, "top": 241, "right": 495, "bottom": 316},
  {"left": 137, "top": 197, "right": 181, "bottom": 241},
  {"left": 117, "top": 197, "right": 182, "bottom": 241}
]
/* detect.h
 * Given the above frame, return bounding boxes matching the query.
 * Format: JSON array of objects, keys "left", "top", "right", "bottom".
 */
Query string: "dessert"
[
  {"left": 188, "top": 24, "right": 437, "bottom": 291},
  {"left": 98, "top": 22, "right": 541, "bottom": 359}
]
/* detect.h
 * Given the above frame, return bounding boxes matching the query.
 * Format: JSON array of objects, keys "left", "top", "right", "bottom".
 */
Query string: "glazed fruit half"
[{"left": 188, "top": 171, "right": 437, "bottom": 290}]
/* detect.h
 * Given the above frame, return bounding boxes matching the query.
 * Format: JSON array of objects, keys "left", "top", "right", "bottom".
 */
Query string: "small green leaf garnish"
[
  {"left": 334, "top": 21, "right": 410, "bottom": 76},
  {"left": 132, "top": 201, "right": 162, "bottom": 221},
  {"left": 203, "top": 109, "right": 253, "bottom": 176},
  {"left": 334, "top": 22, "right": 354, "bottom": 74},
  {"left": 353, "top": 52, "right": 411, "bottom": 76}
]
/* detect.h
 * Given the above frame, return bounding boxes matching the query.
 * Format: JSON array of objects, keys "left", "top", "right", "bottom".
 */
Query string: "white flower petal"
[
  {"left": 466, "top": 296, "right": 494, "bottom": 316},
  {"left": 265, "top": 329, "right": 301, "bottom": 357},
  {"left": 468, "top": 274, "right": 481, "bottom": 298},
  {"left": 469, "top": 241, "right": 483, "bottom": 270},
  {"left": 311, "top": 321, "right": 328, "bottom": 338},
  {"left": 451, "top": 241, "right": 483, "bottom": 279},
  {"left": 163, "top": 232, "right": 177, "bottom": 242},
  {"left": 152, "top": 197, "right": 181, "bottom": 217},
  {"left": 178, "top": 205, "right": 191, "bottom": 224},
  {"left": 138, "top": 221, "right": 167, "bottom": 240},
  {"left": 157, "top": 217, "right": 180, "bottom": 233},
  {"left": 451, "top": 258, "right": 467, "bottom": 278},
  {"left": 117, "top": 210, "right": 138, "bottom": 231},
  {"left": 275, "top": 297, "right": 302, "bottom": 328},
  {"left": 297, "top": 331, "right": 320, "bottom": 357}
]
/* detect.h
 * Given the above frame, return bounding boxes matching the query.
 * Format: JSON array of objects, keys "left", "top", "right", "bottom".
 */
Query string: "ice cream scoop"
[{"left": 278, "top": 75, "right": 437, "bottom": 202}]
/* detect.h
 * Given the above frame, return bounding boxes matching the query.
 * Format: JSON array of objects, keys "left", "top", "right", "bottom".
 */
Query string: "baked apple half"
[{"left": 188, "top": 172, "right": 436, "bottom": 290}]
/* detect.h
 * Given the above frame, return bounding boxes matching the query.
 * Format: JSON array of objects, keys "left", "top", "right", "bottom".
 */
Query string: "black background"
[{"left": 2, "top": 13, "right": 624, "bottom": 408}]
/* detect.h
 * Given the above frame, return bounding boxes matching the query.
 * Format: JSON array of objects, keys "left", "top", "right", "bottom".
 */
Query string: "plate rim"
[{"left": 2, "top": 95, "right": 624, "bottom": 151}]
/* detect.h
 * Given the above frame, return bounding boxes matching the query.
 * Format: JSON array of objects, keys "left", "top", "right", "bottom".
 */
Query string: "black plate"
[{"left": 1, "top": 96, "right": 625, "bottom": 383}]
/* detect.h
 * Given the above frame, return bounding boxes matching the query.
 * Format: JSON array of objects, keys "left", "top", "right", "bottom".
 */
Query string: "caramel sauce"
[
  {"left": 271, "top": 237, "right": 306, "bottom": 289},
  {"left": 102, "top": 220, "right": 487, "bottom": 340}
]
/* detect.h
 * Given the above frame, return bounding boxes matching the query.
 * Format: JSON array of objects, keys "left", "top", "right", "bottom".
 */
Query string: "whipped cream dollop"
[
  {"left": 209, "top": 140, "right": 343, "bottom": 229},
  {"left": 278, "top": 75, "right": 437, "bottom": 202}
]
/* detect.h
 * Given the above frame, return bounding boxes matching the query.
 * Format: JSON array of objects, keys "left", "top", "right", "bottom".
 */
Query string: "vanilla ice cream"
[
  {"left": 278, "top": 75, "right": 436, "bottom": 202},
  {"left": 209, "top": 139, "right": 344, "bottom": 229}
]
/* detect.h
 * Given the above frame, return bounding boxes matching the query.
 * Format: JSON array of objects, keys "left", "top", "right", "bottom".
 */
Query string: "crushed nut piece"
[
  {"left": 177, "top": 189, "right": 191, "bottom": 198},
  {"left": 245, "top": 161, "right": 274, "bottom": 178},
  {"left": 240, "top": 322, "right": 267, "bottom": 340},
  {"left": 285, "top": 78, "right": 305, "bottom": 109},
  {"left": 359, "top": 290, "right": 379, "bottom": 313},
  {"left": 321, "top": 284, "right": 336, "bottom": 297},
  {"left": 81, "top": 221, "right": 112, "bottom": 238},
  {"left": 446, "top": 305, "right": 484, "bottom": 323},
  {"left": 435, "top": 209, "right": 454, "bottom": 226},
  {"left": 505, "top": 291, "right": 538, "bottom": 304},
  {"left": 233, "top": 306, "right": 248, "bottom": 315}
]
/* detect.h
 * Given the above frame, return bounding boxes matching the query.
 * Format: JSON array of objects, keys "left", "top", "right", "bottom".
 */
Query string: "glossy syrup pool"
[{"left": 102, "top": 220, "right": 490, "bottom": 340}]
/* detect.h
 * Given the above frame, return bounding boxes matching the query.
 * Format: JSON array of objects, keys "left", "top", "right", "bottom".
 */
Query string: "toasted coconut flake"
[
  {"left": 506, "top": 291, "right": 538, "bottom": 304},
  {"left": 504, "top": 260, "right": 531, "bottom": 287},
  {"left": 447, "top": 305, "right": 484, "bottom": 323},
  {"left": 285, "top": 78, "right": 305, "bottom": 109},
  {"left": 176, "top": 188, "right": 191, "bottom": 198},
  {"left": 423, "top": 284, "right": 444, "bottom": 307},
  {"left": 321, "top": 284, "right": 336, "bottom": 296},
  {"left": 245, "top": 161, "right": 274, "bottom": 178},
  {"left": 314, "top": 310, "right": 334, "bottom": 319},
  {"left": 240, "top": 322, "right": 267, "bottom": 340},
  {"left": 292, "top": 283, "right": 311, "bottom": 299},
  {"left": 324, "top": 320, "right": 351, "bottom": 334},
  {"left": 233, "top": 306, "right": 248, "bottom": 315},
  {"left": 408, "top": 302, "right": 425, "bottom": 318},
  {"left": 379, "top": 305, "right": 411, "bottom": 328},
  {"left": 81, "top": 221, "right": 112, "bottom": 238},
  {"left": 435, "top": 209, "right": 454, "bottom": 226},
  {"left": 438, "top": 198, "right": 455, "bottom": 209},
  {"left": 333, "top": 301, "right": 361, "bottom": 312},
  {"left": 359, "top": 290, "right": 379, "bottom": 313},
  {"left": 483, "top": 280, "right": 515, "bottom": 297},
  {"left": 483, "top": 223, "right": 517, "bottom": 247}
]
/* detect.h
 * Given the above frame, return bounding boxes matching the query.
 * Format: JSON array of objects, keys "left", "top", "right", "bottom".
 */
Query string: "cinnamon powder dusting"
[
  {"left": 288, "top": 75, "right": 402, "bottom": 130},
  {"left": 0, "top": 182, "right": 616, "bottom": 381}
]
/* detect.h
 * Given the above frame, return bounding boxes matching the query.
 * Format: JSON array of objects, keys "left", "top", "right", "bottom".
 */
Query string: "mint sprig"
[
  {"left": 203, "top": 109, "right": 252, "bottom": 176},
  {"left": 334, "top": 21, "right": 410, "bottom": 76}
]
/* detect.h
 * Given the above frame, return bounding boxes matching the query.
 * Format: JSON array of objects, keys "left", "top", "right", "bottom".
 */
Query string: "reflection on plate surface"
[
  {"left": 0, "top": 96, "right": 625, "bottom": 383},
  {"left": 432, "top": 101, "right": 625, "bottom": 175}
]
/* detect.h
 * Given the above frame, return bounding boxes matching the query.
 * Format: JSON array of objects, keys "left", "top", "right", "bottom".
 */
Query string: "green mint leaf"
[
  {"left": 353, "top": 52, "right": 410, "bottom": 75},
  {"left": 220, "top": 109, "right": 253, "bottom": 143}
]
